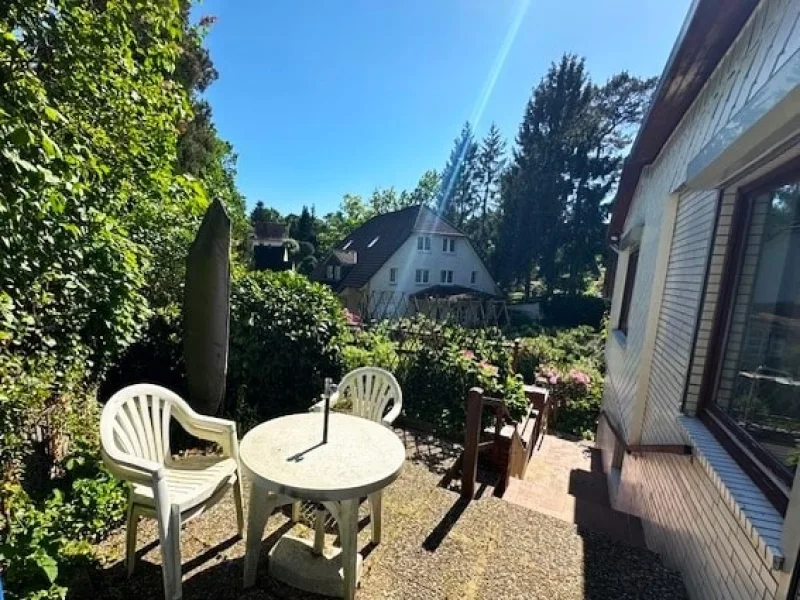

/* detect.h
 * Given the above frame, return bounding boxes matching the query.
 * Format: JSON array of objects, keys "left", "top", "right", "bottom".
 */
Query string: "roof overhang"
[{"left": 608, "top": 0, "right": 759, "bottom": 240}]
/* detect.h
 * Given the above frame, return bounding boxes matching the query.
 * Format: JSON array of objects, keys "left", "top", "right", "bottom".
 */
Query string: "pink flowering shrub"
[
  {"left": 568, "top": 369, "right": 591, "bottom": 388},
  {"left": 540, "top": 364, "right": 602, "bottom": 440},
  {"left": 344, "top": 308, "right": 362, "bottom": 327}
]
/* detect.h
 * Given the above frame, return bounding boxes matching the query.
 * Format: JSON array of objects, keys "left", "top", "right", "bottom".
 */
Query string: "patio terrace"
[{"left": 87, "top": 430, "right": 687, "bottom": 600}]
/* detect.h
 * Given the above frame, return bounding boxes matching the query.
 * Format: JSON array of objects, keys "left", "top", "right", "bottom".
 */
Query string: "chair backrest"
[
  {"left": 100, "top": 384, "right": 190, "bottom": 468},
  {"left": 338, "top": 367, "right": 402, "bottom": 423}
]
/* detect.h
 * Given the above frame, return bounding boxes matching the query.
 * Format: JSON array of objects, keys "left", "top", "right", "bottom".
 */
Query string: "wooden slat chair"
[
  {"left": 100, "top": 384, "right": 244, "bottom": 600},
  {"left": 309, "top": 367, "right": 402, "bottom": 546}
]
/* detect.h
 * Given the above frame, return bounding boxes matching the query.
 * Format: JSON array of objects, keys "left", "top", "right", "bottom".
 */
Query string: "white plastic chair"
[
  {"left": 309, "top": 367, "right": 402, "bottom": 545},
  {"left": 100, "top": 384, "right": 244, "bottom": 600}
]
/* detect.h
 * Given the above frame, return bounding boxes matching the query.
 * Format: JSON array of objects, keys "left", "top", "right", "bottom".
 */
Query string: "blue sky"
[{"left": 196, "top": 0, "right": 692, "bottom": 215}]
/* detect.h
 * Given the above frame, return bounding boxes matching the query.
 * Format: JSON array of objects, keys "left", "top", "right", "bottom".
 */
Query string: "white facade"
[
  {"left": 599, "top": 1, "right": 800, "bottom": 599},
  {"left": 368, "top": 232, "right": 498, "bottom": 313}
]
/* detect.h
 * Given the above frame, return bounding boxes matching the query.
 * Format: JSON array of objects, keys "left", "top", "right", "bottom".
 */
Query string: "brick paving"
[{"left": 503, "top": 434, "right": 645, "bottom": 547}]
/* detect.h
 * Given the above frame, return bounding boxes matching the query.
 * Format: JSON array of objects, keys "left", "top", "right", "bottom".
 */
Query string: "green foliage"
[
  {"left": 316, "top": 171, "right": 442, "bottom": 251},
  {"left": 98, "top": 312, "right": 187, "bottom": 403},
  {"left": 540, "top": 295, "right": 609, "bottom": 329},
  {"left": 341, "top": 330, "right": 399, "bottom": 372},
  {"left": 345, "top": 317, "right": 527, "bottom": 438},
  {"left": 1, "top": 444, "right": 127, "bottom": 600},
  {"left": 438, "top": 122, "right": 480, "bottom": 230},
  {"left": 228, "top": 270, "right": 346, "bottom": 419},
  {"left": 1, "top": 0, "right": 200, "bottom": 478},
  {"left": 496, "top": 54, "right": 655, "bottom": 297},
  {"left": 399, "top": 343, "right": 526, "bottom": 439},
  {"left": 509, "top": 323, "right": 606, "bottom": 440},
  {"left": 470, "top": 123, "right": 506, "bottom": 265},
  {"left": 513, "top": 325, "right": 606, "bottom": 384},
  {"left": 1, "top": 5, "right": 246, "bottom": 598},
  {"left": 548, "top": 366, "right": 604, "bottom": 440}
]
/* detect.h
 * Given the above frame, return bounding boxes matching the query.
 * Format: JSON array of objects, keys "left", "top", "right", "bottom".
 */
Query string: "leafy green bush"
[
  {"left": 0, "top": 3, "right": 246, "bottom": 598},
  {"left": 0, "top": 446, "right": 127, "bottom": 600},
  {"left": 0, "top": 0, "right": 247, "bottom": 482},
  {"left": 228, "top": 270, "right": 346, "bottom": 421},
  {"left": 549, "top": 366, "right": 604, "bottom": 440},
  {"left": 398, "top": 342, "right": 526, "bottom": 438},
  {"left": 348, "top": 317, "right": 524, "bottom": 438},
  {"left": 98, "top": 313, "right": 187, "bottom": 403},
  {"left": 341, "top": 330, "right": 399, "bottom": 372},
  {"left": 515, "top": 325, "right": 605, "bottom": 383},
  {"left": 337, "top": 317, "right": 527, "bottom": 438}
]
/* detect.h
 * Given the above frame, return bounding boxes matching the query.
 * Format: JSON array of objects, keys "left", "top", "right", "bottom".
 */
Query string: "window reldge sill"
[{"left": 678, "top": 415, "right": 785, "bottom": 570}]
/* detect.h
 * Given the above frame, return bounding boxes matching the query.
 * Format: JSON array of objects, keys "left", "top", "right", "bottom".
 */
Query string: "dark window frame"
[
  {"left": 616, "top": 247, "right": 640, "bottom": 336},
  {"left": 698, "top": 158, "right": 800, "bottom": 516}
]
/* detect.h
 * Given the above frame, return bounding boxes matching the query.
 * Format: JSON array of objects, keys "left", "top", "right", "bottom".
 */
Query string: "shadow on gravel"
[{"left": 421, "top": 496, "right": 470, "bottom": 553}]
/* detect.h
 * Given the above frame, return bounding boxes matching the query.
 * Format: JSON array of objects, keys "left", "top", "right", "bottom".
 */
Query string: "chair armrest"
[
  {"left": 383, "top": 401, "right": 401, "bottom": 426},
  {"left": 101, "top": 448, "right": 164, "bottom": 487},
  {"left": 310, "top": 391, "right": 340, "bottom": 412},
  {"left": 179, "top": 412, "right": 239, "bottom": 459}
]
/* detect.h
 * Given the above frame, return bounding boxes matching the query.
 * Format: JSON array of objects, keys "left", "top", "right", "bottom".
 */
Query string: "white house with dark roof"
[{"left": 311, "top": 205, "right": 500, "bottom": 318}]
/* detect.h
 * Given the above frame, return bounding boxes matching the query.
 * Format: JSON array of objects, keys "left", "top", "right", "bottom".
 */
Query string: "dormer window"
[
  {"left": 326, "top": 264, "right": 342, "bottom": 281},
  {"left": 367, "top": 236, "right": 380, "bottom": 248}
]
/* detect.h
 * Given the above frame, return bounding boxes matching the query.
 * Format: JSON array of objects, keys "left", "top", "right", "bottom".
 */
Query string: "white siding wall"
[
  {"left": 601, "top": 0, "right": 800, "bottom": 598},
  {"left": 641, "top": 190, "right": 718, "bottom": 444},
  {"left": 367, "top": 233, "right": 498, "bottom": 313}
]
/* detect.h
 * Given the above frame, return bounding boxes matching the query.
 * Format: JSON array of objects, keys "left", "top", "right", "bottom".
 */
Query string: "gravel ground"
[{"left": 86, "top": 456, "right": 687, "bottom": 600}]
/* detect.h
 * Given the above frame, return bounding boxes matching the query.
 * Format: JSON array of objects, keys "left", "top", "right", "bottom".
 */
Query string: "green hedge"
[
  {"left": 227, "top": 270, "right": 346, "bottom": 424},
  {"left": 540, "top": 295, "right": 608, "bottom": 329}
]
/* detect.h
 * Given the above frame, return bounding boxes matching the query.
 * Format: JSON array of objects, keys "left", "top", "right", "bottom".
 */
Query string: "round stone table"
[{"left": 240, "top": 412, "right": 405, "bottom": 599}]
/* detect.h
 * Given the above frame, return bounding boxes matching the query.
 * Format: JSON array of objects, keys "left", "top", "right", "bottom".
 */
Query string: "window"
[
  {"left": 342, "top": 240, "right": 353, "bottom": 251},
  {"left": 389, "top": 267, "right": 397, "bottom": 284},
  {"left": 616, "top": 247, "right": 639, "bottom": 335},
  {"left": 417, "top": 236, "right": 431, "bottom": 251},
  {"left": 415, "top": 269, "right": 429, "bottom": 284},
  {"left": 367, "top": 236, "right": 379, "bottom": 248},
  {"left": 440, "top": 270, "right": 453, "bottom": 284},
  {"left": 326, "top": 265, "right": 341, "bottom": 280},
  {"left": 701, "top": 170, "right": 800, "bottom": 513},
  {"left": 442, "top": 238, "right": 455, "bottom": 253},
  {"left": 471, "top": 271, "right": 477, "bottom": 284}
]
